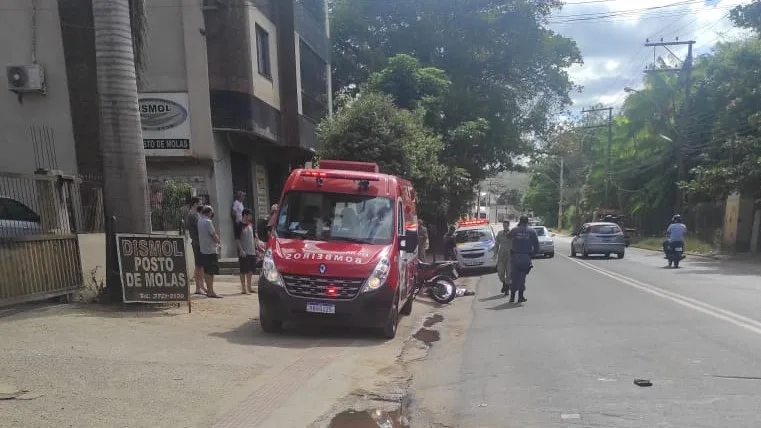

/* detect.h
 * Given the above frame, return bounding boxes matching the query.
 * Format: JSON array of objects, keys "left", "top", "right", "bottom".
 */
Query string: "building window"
[
  {"left": 299, "top": 39, "right": 328, "bottom": 122},
  {"left": 256, "top": 24, "right": 271, "bottom": 79},
  {"left": 296, "top": 0, "right": 326, "bottom": 33}
]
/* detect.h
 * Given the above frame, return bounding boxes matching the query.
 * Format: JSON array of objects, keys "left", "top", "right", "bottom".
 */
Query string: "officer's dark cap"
[{"left": 519, "top": 215, "right": 529, "bottom": 224}]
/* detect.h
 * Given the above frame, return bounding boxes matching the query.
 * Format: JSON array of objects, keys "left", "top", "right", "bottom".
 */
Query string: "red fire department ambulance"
[{"left": 257, "top": 160, "right": 420, "bottom": 338}]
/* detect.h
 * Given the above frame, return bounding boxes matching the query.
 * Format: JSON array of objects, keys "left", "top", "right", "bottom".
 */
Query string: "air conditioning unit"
[{"left": 6, "top": 64, "right": 46, "bottom": 94}]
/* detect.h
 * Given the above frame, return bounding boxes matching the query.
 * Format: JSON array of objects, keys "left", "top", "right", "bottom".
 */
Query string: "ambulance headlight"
[
  {"left": 363, "top": 255, "right": 391, "bottom": 293},
  {"left": 262, "top": 249, "right": 284, "bottom": 287}
]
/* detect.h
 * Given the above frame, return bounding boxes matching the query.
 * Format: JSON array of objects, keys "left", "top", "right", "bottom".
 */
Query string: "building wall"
[
  {"left": 141, "top": 0, "right": 215, "bottom": 161},
  {"left": 0, "top": 0, "right": 77, "bottom": 175}
]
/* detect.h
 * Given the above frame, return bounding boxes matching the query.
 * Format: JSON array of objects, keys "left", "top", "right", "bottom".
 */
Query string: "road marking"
[{"left": 562, "top": 255, "right": 761, "bottom": 336}]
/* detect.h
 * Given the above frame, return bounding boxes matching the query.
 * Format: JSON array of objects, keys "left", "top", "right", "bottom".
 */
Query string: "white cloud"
[{"left": 552, "top": 0, "right": 753, "bottom": 113}]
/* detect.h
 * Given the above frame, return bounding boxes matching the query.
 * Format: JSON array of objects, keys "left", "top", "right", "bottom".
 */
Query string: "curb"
[{"left": 629, "top": 244, "right": 719, "bottom": 260}]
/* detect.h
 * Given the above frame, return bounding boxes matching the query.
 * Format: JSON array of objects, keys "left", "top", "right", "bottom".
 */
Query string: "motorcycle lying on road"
[
  {"left": 414, "top": 261, "right": 458, "bottom": 304},
  {"left": 665, "top": 241, "right": 685, "bottom": 268}
]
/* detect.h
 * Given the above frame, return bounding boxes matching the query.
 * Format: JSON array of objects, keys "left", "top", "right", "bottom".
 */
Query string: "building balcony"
[{"left": 295, "top": 0, "right": 330, "bottom": 62}]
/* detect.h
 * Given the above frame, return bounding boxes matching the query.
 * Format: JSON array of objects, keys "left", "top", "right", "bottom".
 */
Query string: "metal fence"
[
  {"left": 148, "top": 179, "right": 205, "bottom": 233},
  {"left": 0, "top": 171, "right": 97, "bottom": 306}
]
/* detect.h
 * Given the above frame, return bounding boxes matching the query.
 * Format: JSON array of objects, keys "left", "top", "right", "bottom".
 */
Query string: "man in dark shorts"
[
  {"left": 198, "top": 205, "right": 222, "bottom": 298},
  {"left": 186, "top": 197, "right": 207, "bottom": 295},
  {"left": 237, "top": 209, "right": 257, "bottom": 294}
]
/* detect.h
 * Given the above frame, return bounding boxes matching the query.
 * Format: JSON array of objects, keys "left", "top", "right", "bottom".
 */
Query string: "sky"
[{"left": 549, "top": 0, "right": 751, "bottom": 116}]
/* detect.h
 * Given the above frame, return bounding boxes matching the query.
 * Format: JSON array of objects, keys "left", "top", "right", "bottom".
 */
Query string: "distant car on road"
[
  {"left": 0, "top": 196, "right": 42, "bottom": 238},
  {"left": 531, "top": 225, "right": 555, "bottom": 258},
  {"left": 570, "top": 222, "right": 626, "bottom": 259}
]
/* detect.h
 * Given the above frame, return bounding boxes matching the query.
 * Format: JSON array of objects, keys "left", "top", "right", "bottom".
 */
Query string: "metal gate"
[
  {"left": 0, "top": 235, "right": 83, "bottom": 307},
  {"left": 0, "top": 171, "right": 95, "bottom": 307}
]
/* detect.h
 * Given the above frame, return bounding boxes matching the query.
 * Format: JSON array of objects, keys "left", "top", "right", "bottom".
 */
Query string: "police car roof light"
[{"left": 457, "top": 219, "right": 489, "bottom": 227}]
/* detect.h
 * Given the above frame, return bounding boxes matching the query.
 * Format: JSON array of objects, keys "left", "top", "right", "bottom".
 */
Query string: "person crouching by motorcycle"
[
  {"left": 663, "top": 214, "right": 687, "bottom": 258},
  {"left": 507, "top": 216, "right": 540, "bottom": 303},
  {"left": 493, "top": 220, "right": 512, "bottom": 294}
]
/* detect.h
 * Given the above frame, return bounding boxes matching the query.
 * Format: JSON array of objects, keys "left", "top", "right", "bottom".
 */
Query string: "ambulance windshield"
[{"left": 275, "top": 191, "right": 394, "bottom": 245}]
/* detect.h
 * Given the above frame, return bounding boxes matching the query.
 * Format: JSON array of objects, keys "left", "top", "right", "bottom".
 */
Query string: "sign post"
[{"left": 115, "top": 234, "right": 191, "bottom": 313}]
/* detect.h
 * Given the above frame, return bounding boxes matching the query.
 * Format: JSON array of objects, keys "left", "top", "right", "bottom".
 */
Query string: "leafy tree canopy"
[
  {"left": 524, "top": 10, "right": 761, "bottom": 238},
  {"left": 330, "top": 0, "right": 583, "bottom": 182},
  {"left": 318, "top": 92, "right": 448, "bottom": 219}
]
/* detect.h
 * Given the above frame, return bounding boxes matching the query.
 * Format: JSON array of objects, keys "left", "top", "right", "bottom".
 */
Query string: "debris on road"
[
  {"left": 456, "top": 287, "right": 475, "bottom": 297},
  {"left": 634, "top": 379, "right": 652, "bottom": 387}
]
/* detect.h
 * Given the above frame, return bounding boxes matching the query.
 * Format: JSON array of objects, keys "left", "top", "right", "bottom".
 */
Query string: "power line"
[{"left": 550, "top": 0, "right": 710, "bottom": 22}]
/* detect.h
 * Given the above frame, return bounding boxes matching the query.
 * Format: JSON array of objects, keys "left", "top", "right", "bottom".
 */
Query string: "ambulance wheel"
[{"left": 380, "top": 294, "right": 400, "bottom": 339}]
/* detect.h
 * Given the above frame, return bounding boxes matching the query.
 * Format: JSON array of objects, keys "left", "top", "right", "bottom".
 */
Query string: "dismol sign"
[{"left": 139, "top": 92, "right": 191, "bottom": 155}]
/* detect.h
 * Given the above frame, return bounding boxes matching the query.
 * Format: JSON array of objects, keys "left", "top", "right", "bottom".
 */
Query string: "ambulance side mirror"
[{"left": 400, "top": 230, "right": 419, "bottom": 253}]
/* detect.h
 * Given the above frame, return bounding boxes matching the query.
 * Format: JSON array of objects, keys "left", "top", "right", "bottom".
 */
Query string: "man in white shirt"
[{"left": 231, "top": 190, "right": 246, "bottom": 224}]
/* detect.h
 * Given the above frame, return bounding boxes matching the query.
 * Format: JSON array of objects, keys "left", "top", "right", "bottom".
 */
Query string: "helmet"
[{"left": 672, "top": 214, "right": 682, "bottom": 223}]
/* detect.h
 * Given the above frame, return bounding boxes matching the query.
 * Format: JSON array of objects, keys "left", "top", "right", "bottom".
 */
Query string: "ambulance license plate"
[{"left": 306, "top": 302, "right": 335, "bottom": 314}]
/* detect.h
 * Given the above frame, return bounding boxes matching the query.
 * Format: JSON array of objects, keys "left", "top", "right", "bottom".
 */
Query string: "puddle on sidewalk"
[
  {"left": 328, "top": 393, "right": 413, "bottom": 427},
  {"left": 328, "top": 408, "right": 409, "bottom": 427},
  {"left": 413, "top": 328, "right": 440, "bottom": 345},
  {"left": 423, "top": 313, "right": 443, "bottom": 328}
]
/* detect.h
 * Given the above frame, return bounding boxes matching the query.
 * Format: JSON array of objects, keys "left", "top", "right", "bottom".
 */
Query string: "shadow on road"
[
  {"left": 210, "top": 319, "right": 388, "bottom": 348},
  {"left": 478, "top": 294, "right": 506, "bottom": 302},
  {"left": 486, "top": 301, "right": 524, "bottom": 311}
]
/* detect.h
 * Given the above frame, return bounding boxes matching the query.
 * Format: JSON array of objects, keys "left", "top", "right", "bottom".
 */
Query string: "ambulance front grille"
[{"left": 281, "top": 274, "right": 364, "bottom": 300}]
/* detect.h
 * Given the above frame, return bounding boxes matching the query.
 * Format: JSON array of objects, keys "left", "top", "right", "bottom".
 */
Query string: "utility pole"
[
  {"left": 581, "top": 107, "right": 613, "bottom": 205},
  {"left": 557, "top": 156, "right": 564, "bottom": 231},
  {"left": 644, "top": 39, "right": 695, "bottom": 213}
]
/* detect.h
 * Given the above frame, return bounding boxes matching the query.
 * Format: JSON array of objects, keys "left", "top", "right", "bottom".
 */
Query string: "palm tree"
[{"left": 92, "top": 0, "right": 151, "bottom": 300}]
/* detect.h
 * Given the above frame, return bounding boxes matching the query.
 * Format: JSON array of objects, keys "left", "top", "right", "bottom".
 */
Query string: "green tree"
[
  {"left": 525, "top": 13, "right": 761, "bottom": 240},
  {"left": 318, "top": 92, "right": 446, "bottom": 219},
  {"left": 330, "top": 0, "right": 582, "bottom": 183},
  {"left": 364, "top": 54, "right": 450, "bottom": 113},
  {"left": 497, "top": 189, "right": 523, "bottom": 207}
]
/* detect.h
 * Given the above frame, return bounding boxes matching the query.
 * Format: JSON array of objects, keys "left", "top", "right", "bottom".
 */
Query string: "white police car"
[{"left": 454, "top": 219, "right": 498, "bottom": 272}]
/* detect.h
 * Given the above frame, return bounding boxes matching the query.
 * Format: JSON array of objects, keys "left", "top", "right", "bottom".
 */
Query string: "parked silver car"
[
  {"left": 570, "top": 222, "right": 626, "bottom": 259},
  {"left": 0, "top": 196, "right": 42, "bottom": 238},
  {"left": 531, "top": 226, "right": 555, "bottom": 258}
]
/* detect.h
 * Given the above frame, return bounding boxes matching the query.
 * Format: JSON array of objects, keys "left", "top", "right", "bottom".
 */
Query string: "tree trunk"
[{"left": 93, "top": 0, "right": 150, "bottom": 300}]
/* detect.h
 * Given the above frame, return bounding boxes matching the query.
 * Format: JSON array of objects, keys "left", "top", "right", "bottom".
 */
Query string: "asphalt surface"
[{"left": 451, "top": 236, "right": 761, "bottom": 427}]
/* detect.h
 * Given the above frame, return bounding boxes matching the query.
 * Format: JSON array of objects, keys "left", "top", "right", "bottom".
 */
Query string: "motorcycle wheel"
[
  {"left": 430, "top": 278, "right": 456, "bottom": 304},
  {"left": 674, "top": 259, "right": 680, "bottom": 268},
  {"left": 668, "top": 260, "right": 673, "bottom": 268}
]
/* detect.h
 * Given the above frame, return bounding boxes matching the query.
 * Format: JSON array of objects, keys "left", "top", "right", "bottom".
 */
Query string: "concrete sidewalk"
[{"left": 0, "top": 274, "right": 478, "bottom": 428}]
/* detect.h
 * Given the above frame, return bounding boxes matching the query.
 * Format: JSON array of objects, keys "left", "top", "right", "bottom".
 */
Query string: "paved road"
[{"left": 448, "top": 237, "right": 761, "bottom": 427}]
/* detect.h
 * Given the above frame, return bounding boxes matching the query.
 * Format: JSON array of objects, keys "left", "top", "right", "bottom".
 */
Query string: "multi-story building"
[{"left": 0, "top": 0, "right": 331, "bottom": 256}]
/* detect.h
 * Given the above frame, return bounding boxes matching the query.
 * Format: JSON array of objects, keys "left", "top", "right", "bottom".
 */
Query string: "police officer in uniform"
[
  {"left": 493, "top": 220, "right": 512, "bottom": 294},
  {"left": 507, "top": 215, "right": 540, "bottom": 303}
]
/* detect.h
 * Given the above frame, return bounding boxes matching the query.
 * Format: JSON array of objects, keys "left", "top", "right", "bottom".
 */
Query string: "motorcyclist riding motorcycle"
[{"left": 662, "top": 214, "right": 687, "bottom": 258}]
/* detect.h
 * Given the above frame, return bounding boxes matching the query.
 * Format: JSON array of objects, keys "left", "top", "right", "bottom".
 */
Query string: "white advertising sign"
[{"left": 139, "top": 92, "right": 191, "bottom": 156}]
